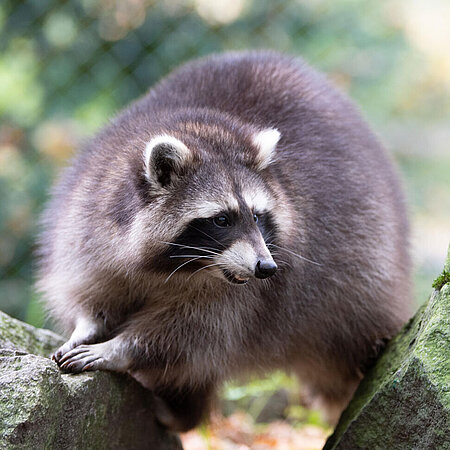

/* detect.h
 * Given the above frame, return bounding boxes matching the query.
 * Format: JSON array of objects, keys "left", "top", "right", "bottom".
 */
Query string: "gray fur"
[{"left": 36, "top": 51, "right": 411, "bottom": 431}]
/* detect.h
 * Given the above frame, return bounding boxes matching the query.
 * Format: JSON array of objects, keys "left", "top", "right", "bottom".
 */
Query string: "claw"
[
  {"left": 53, "top": 338, "right": 130, "bottom": 374},
  {"left": 58, "top": 346, "right": 90, "bottom": 365}
]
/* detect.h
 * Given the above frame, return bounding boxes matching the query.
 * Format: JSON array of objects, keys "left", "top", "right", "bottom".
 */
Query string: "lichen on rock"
[
  {"left": 324, "top": 244, "right": 450, "bottom": 449},
  {"left": 0, "top": 311, "right": 181, "bottom": 450}
]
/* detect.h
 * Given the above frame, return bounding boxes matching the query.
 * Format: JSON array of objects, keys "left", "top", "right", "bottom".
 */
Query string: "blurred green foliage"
[
  {"left": 0, "top": 0, "right": 449, "bottom": 330},
  {"left": 223, "top": 371, "right": 329, "bottom": 427}
]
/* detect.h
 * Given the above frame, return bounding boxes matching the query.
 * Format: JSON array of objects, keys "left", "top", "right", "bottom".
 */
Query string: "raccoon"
[{"left": 37, "top": 50, "right": 411, "bottom": 432}]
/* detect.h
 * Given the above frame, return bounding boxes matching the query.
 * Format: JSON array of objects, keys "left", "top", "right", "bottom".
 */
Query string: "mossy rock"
[
  {"left": 0, "top": 311, "right": 181, "bottom": 450},
  {"left": 325, "top": 244, "right": 450, "bottom": 449}
]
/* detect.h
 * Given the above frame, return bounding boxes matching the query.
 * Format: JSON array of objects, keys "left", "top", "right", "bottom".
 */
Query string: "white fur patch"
[
  {"left": 185, "top": 196, "right": 240, "bottom": 220},
  {"left": 187, "top": 199, "right": 236, "bottom": 219},
  {"left": 70, "top": 316, "right": 102, "bottom": 342},
  {"left": 191, "top": 201, "right": 224, "bottom": 218},
  {"left": 220, "top": 240, "right": 257, "bottom": 276},
  {"left": 144, "top": 134, "right": 191, "bottom": 181},
  {"left": 252, "top": 128, "right": 281, "bottom": 170},
  {"left": 218, "top": 237, "right": 274, "bottom": 279},
  {"left": 243, "top": 187, "right": 272, "bottom": 213},
  {"left": 101, "top": 336, "right": 133, "bottom": 372}
]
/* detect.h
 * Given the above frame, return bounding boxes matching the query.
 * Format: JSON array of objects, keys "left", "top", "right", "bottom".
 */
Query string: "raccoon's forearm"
[
  {"left": 57, "top": 335, "right": 133, "bottom": 373},
  {"left": 56, "top": 330, "right": 182, "bottom": 375},
  {"left": 115, "top": 332, "right": 184, "bottom": 372},
  {"left": 53, "top": 314, "right": 106, "bottom": 363}
]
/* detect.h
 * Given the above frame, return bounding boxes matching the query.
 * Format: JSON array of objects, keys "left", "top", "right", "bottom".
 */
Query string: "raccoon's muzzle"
[{"left": 222, "top": 256, "right": 277, "bottom": 284}]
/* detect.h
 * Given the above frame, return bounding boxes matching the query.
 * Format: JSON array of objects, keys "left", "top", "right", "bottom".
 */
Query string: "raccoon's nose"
[{"left": 255, "top": 259, "right": 278, "bottom": 279}]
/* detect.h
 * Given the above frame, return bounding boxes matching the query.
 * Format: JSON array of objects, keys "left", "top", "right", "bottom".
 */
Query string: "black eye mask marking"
[
  {"left": 154, "top": 210, "right": 278, "bottom": 276},
  {"left": 155, "top": 216, "right": 238, "bottom": 274},
  {"left": 174, "top": 217, "right": 239, "bottom": 254},
  {"left": 255, "top": 212, "right": 278, "bottom": 245}
]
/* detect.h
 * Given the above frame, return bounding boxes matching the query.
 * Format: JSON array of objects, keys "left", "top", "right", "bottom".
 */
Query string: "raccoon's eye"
[
  {"left": 253, "top": 214, "right": 259, "bottom": 223},
  {"left": 213, "top": 216, "right": 231, "bottom": 227}
]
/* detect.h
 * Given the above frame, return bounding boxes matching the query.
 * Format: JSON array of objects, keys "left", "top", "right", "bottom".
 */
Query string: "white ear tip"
[
  {"left": 145, "top": 135, "right": 189, "bottom": 160},
  {"left": 144, "top": 134, "right": 191, "bottom": 184},
  {"left": 262, "top": 128, "right": 281, "bottom": 143},
  {"left": 252, "top": 128, "right": 281, "bottom": 169}
]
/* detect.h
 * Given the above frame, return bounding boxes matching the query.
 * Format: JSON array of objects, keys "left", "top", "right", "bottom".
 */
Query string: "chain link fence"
[{"left": 1, "top": 0, "right": 449, "bottom": 326}]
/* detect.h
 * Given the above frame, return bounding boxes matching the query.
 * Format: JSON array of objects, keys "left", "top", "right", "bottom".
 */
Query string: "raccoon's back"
[
  {"left": 141, "top": 51, "right": 369, "bottom": 145},
  {"left": 139, "top": 51, "right": 403, "bottom": 208}
]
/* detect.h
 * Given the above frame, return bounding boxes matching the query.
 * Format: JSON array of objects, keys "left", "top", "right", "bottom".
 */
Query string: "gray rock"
[
  {"left": 0, "top": 311, "right": 182, "bottom": 450},
  {"left": 325, "top": 244, "right": 450, "bottom": 449}
]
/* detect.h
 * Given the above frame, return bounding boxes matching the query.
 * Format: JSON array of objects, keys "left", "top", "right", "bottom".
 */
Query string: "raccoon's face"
[{"left": 140, "top": 124, "right": 284, "bottom": 285}]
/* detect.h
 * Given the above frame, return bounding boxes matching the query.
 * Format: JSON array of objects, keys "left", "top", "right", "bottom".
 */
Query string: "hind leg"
[
  {"left": 301, "top": 380, "right": 359, "bottom": 425},
  {"left": 152, "top": 384, "right": 215, "bottom": 432},
  {"left": 294, "top": 361, "right": 362, "bottom": 425},
  {"left": 130, "top": 369, "right": 215, "bottom": 432}
]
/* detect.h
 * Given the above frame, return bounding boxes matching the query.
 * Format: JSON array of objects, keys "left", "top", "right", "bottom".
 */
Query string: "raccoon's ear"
[
  {"left": 252, "top": 128, "right": 281, "bottom": 170},
  {"left": 144, "top": 135, "right": 192, "bottom": 190}
]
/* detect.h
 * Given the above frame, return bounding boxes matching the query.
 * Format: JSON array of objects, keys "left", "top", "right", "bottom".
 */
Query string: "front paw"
[
  {"left": 52, "top": 341, "right": 79, "bottom": 364},
  {"left": 57, "top": 343, "right": 108, "bottom": 373}
]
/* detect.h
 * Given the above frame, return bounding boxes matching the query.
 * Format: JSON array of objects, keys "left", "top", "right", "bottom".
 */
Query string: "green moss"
[
  {"left": 432, "top": 270, "right": 450, "bottom": 290},
  {"left": 446, "top": 244, "right": 450, "bottom": 272},
  {"left": 0, "top": 310, "right": 63, "bottom": 357}
]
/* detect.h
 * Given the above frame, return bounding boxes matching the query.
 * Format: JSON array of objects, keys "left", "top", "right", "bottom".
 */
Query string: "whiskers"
[
  {"left": 266, "top": 250, "right": 292, "bottom": 270},
  {"left": 164, "top": 255, "right": 211, "bottom": 283},
  {"left": 186, "top": 262, "right": 224, "bottom": 281},
  {"left": 187, "top": 224, "right": 225, "bottom": 249},
  {"left": 159, "top": 239, "right": 319, "bottom": 286},
  {"left": 159, "top": 241, "right": 221, "bottom": 256},
  {"left": 267, "top": 243, "right": 322, "bottom": 266},
  {"left": 160, "top": 241, "right": 221, "bottom": 283}
]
